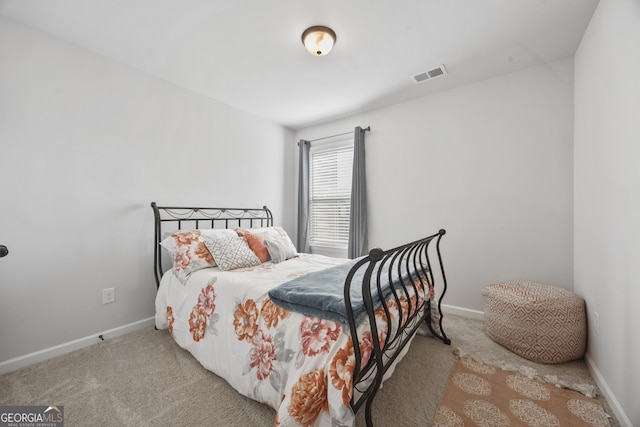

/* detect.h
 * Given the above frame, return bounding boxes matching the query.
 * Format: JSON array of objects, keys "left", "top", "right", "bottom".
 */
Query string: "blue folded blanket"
[{"left": 268, "top": 257, "right": 426, "bottom": 324}]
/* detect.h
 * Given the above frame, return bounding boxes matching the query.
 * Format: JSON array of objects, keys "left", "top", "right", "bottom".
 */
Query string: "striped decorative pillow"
[{"left": 264, "top": 236, "right": 298, "bottom": 263}]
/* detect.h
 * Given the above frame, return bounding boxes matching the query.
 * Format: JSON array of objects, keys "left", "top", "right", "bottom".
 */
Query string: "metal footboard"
[{"left": 344, "top": 230, "right": 450, "bottom": 427}]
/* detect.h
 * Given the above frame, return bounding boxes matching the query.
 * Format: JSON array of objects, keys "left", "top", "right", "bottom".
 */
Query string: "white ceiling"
[{"left": 0, "top": 0, "right": 599, "bottom": 129}]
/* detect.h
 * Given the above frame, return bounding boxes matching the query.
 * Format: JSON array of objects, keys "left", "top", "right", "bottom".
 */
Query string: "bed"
[{"left": 151, "top": 202, "right": 450, "bottom": 427}]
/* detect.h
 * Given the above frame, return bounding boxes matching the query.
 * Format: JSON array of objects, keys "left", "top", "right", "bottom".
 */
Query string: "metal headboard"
[{"left": 151, "top": 202, "right": 273, "bottom": 288}]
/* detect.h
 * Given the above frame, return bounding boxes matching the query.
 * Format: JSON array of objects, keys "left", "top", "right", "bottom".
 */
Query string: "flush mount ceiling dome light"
[{"left": 301, "top": 25, "right": 336, "bottom": 56}]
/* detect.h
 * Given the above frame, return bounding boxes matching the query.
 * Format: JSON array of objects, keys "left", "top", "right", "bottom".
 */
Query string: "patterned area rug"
[{"left": 433, "top": 357, "right": 611, "bottom": 427}]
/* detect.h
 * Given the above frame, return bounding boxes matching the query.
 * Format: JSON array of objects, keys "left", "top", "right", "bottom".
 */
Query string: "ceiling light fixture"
[{"left": 301, "top": 26, "right": 336, "bottom": 56}]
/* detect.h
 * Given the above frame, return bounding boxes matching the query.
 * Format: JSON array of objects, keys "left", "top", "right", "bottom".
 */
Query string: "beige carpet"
[{"left": 0, "top": 314, "right": 620, "bottom": 427}]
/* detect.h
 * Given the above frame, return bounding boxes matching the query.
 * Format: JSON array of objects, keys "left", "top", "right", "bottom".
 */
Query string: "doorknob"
[{"left": 0, "top": 245, "right": 8, "bottom": 257}]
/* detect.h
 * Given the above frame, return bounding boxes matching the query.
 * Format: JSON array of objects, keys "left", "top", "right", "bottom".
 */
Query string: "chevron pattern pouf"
[{"left": 481, "top": 281, "right": 587, "bottom": 363}]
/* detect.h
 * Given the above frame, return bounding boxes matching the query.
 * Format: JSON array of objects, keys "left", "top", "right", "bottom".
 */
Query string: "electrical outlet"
[
  {"left": 593, "top": 311, "right": 600, "bottom": 335},
  {"left": 102, "top": 288, "right": 115, "bottom": 304}
]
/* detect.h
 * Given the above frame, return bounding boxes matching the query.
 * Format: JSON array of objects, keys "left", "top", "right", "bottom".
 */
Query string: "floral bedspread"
[{"left": 155, "top": 253, "right": 432, "bottom": 427}]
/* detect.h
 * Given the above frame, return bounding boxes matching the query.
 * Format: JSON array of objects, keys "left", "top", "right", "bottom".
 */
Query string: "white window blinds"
[{"left": 310, "top": 142, "right": 353, "bottom": 249}]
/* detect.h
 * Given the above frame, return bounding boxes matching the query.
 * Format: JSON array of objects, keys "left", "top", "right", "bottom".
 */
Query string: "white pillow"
[
  {"left": 264, "top": 236, "right": 298, "bottom": 263},
  {"left": 238, "top": 226, "right": 291, "bottom": 240},
  {"left": 203, "top": 235, "right": 261, "bottom": 271}
]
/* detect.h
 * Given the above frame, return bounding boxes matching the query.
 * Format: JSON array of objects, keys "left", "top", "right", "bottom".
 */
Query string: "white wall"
[
  {"left": 0, "top": 17, "right": 293, "bottom": 365},
  {"left": 574, "top": 0, "right": 640, "bottom": 425},
  {"left": 295, "top": 59, "right": 574, "bottom": 312}
]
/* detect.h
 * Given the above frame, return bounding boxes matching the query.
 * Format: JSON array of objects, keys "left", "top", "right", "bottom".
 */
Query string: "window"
[{"left": 309, "top": 140, "right": 353, "bottom": 252}]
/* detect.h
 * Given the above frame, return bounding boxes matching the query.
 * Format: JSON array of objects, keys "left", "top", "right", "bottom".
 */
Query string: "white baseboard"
[
  {"left": 0, "top": 317, "right": 155, "bottom": 375},
  {"left": 440, "top": 303, "right": 485, "bottom": 320},
  {"left": 584, "top": 354, "right": 633, "bottom": 427}
]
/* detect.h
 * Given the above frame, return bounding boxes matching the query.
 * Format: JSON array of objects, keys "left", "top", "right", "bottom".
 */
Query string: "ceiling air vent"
[{"left": 412, "top": 64, "right": 447, "bottom": 83}]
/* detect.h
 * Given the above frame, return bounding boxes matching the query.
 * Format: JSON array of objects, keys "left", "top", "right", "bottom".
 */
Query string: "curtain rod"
[{"left": 298, "top": 126, "right": 370, "bottom": 145}]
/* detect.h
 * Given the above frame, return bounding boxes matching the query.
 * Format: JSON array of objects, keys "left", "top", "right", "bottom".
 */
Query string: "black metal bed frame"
[
  {"left": 151, "top": 202, "right": 273, "bottom": 287},
  {"left": 151, "top": 202, "right": 450, "bottom": 427},
  {"left": 344, "top": 231, "right": 451, "bottom": 426}
]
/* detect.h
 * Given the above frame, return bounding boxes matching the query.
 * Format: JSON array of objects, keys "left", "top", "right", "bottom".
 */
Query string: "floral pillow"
[
  {"left": 160, "top": 228, "right": 236, "bottom": 283},
  {"left": 203, "top": 235, "right": 261, "bottom": 271}
]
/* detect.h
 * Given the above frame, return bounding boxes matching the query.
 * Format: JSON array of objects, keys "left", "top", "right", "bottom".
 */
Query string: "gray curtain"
[
  {"left": 297, "top": 140, "right": 311, "bottom": 253},
  {"left": 348, "top": 127, "right": 368, "bottom": 259}
]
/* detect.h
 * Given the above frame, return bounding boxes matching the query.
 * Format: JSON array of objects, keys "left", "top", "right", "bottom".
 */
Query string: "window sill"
[{"left": 309, "top": 244, "right": 348, "bottom": 259}]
